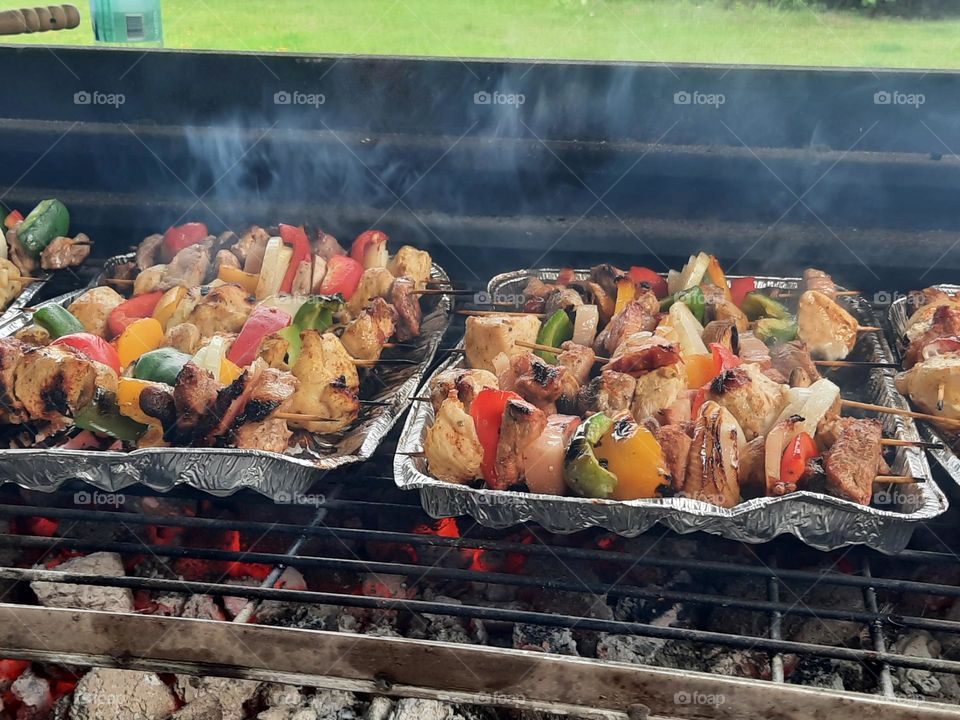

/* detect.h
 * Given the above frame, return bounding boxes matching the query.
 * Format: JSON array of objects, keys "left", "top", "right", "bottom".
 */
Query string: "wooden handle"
[{"left": 0, "top": 5, "right": 79, "bottom": 34}]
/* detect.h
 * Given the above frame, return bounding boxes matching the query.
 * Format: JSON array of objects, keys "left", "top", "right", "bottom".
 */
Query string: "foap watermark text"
[
  {"left": 275, "top": 491, "right": 326, "bottom": 507},
  {"left": 274, "top": 90, "right": 326, "bottom": 108},
  {"left": 473, "top": 291, "right": 526, "bottom": 308},
  {"left": 874, "top": 90, "right": 925, "bottom": 108},
  {"left": 674, "top": 90, "right": 725, "bottom": 108},
  {"left": 674, "top": 690, "right": 726, "bottom": 707},
  {"left": 74, "top": 490, "right": 125, "bottom": 508},
  {"left": 74, "top": 90, "right": 125, "bottom": 108},
  {"left": 474, "top": 90, "right": 525, "bottom": 107}
]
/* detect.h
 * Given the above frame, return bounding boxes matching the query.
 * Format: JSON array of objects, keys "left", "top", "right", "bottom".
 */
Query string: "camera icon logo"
[
  {"left": 74, "top": 490, "right": 90, "bottom": 504},
  {"left": 674, "top": 91, "right": 691, "bottom": 105},
  {"left": 73, "top": 91, "right": 92, "bottom": 105},
  {"left": 274, "top": 90, "right": 292, "bottom": 105},
  {"left": 474, "top": 91, "right": 491, "bottom": 105},
  {"left": 874, "top": 91, "right": 892, "bottom": 105}
]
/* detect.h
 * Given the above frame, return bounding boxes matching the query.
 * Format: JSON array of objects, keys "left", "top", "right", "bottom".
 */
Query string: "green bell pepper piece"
[
  {"left": 659, "top": 286, "right": 706, "bottom": 323},
  {"left": 74, "top": 391, "right": 147, "bottom": 442},
  {"left": 133, "top": 347, "right": 192, "bottom": 386},
  {"left": 741, "top": 291, "right": 792, "bottom": 321},
  {"left": 292, "top": 294, "right": 342, "bottom": 332},
  {"left": 564, "top": 413, "right": 618, "bottom": 498},
  {"left": 276, "top": 325, "right": 303, "bottom": 367},
  {"left": 17, "top": 199, "right": 69, "bottom": 257},
  {"left": 754, "top": 318, "right": 799, "bottom": 345},
  {"left": 535, "top": 309, "right": 574, "bottom": 363},
  {"left": 33, "top": 305, "right": 84, "bottom": 339}
]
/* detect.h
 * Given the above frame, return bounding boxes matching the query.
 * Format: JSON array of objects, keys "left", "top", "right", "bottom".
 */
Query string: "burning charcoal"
[
  {"left": 596, "top": 633, "right": 670, "bottom": 666},
  {"left": 389, "top": 699, "right": 459, "bottom": 720},
  {"left": 31, "top": 552, "right": 134, "bottom": 612},
  {"left": 707, "top": 649, "right": 775, "bottom": 680},
  {"left": 512, "top": 624, "right": 579, "bottom": 655},
  {"left": 304, "top": 689, "right": 358, "bottom": 718},
  {"left": 364, "top": 697, "right": 394, "bottom": 720},
  {"left": 786, "top": 657, "right": 860, "bottom": 692},
  {"left": 180, "top": 594, "right": 226, "bottom": 621},
  {"left": 175, "top": 676, "right": 261, "bottom": 720},
  {"left": 785, "top": 584, "right": 865, "bottom": 648},
  {"left": 407, "top": 593, "right": 474, "bottom": 644},
  {"left": 171, "top": 694, "right": 224, "bottom": 720},
  {"left": 892, "top": 630, "right": 960, "bottom": 701},
  {"left": 11, "top": 668, "right": 51, "bottom": 718},
  {"left": 152, "top": 593, "right": 186, "bottom": 616},
  {"left": 70, "top": 669, "right": 176, "bottom": 720}
]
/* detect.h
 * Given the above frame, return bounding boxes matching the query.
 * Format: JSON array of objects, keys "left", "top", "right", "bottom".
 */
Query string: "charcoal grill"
[{"left": 3, "top": 44, "right": 960, "bottom": 718}]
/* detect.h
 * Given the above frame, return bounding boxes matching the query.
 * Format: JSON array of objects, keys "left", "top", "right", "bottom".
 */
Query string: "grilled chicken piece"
[
  {"left": 492, "top": 397, "right": 547, "bottom": 490},
  {"left": 707, "top": 363, "right": 787, "bottom": 441},
  {"left": 660, "top": 424, "right": 693, "bottom": 489},
  {"left": 557, "top": 341, "right": 595, "bottom": 385},
  {"left": 13, "top": 324, "right": 49, "bottom": 347},
  {"left": 428, "top": 368, "right": 499, "bottom": 414},
  {"left": 7, "top": 225, "right": 37, "bottom": 276},
  {"left": 341, "top": 298, "right": 398, "bottom": 361},
  {"left": 523, "top": 276, "right": 555, "bottom": 300},
  {"left": 313, "top": 231, "right": 346, "bottom": 261},
  {"left": 578, "top": 370, "right": 637, "bottom": 416},
  {"left": 233, "top": 418, "right": 292, "bottom": 454},
  {"left": 679, "top": 401, "right": 743, "bottom": 508},
  {"left": 346, "top": 267, "right": 395, "bottom": 317},
  {"left": 214, "top": 248, "right": 241, "bottom": 275},
  {"left": 904, "top": 293, "right": 960, "bottom": 343},
  {"left": 507, "top": 352, "right": 574, "bottom": 413},
  {"left": 738, "top": 436, "right": 767, "bottom": 500},
  {"left": 424, "top": 394, "right": 483, "bottom": 484},
  {"left": 589, "top": 264, "right": 625, "bottom": 299},
  {"left": 163, "top": 243, "right": 210, "bottom": 290},
  {"left": 604, "top": 332, "right": 681, "bottom": 377},
  {"left": 0, "top": 339, "right": 27, "bottom": 423},
  {"left": 168, "top": 361, "right": 220, "bottom": 442},
  {"left": 702, "top": 320, "right": 739, "bottom": 354},
  {"left": 205, "top": 361, "right": 298, "bottom": 444},
  {"left": 232, "top": 225, "right": 271, "bottom": 272},
  {"left": 68, "top": 287, "right": 125, "bottom": 338},
  {"left": 822, "top": 418, "right": 883, "bottom": 506},
  {"left": 544, "top": 287, "right": 583, "bottom": 317},
  {"left": 631, "top": 364, "right": 686, "bottom": 425},
  {"left": 257, "top": 333, "right": 291, "bottom": 370},
  {"left": 464, "top": 314, "right": 542, "bottom": 373},
  {"left": 14, "top": 344, "right": 97, "bottom": 422},
  {"left": 186, "top": 284, "right": 254, "bottom": 337},
  {"left": 736, "top": 332, "right": 772, "bottom": 370},
  {"left": 594, "top": 295, "right": 659, "bottom": 355},
  {"left": 896, "top": 352, "right": 960, "bottom": 419},
  {"left": 391, "top": 276, "right": 422, "bottom": 342},
  {"left": 769, "top": 340, "right": 820, "bottom": 383},
  {"left": 388, "top": 245, "right": 432, "bottom": 290},
  {"left": 797, "top": 290, "right": 859, "bottom": 361},
  {"left": 133, "top": 264, "right": 167, "bottom": 296},
  {"left": 163, "top": 322, "right": 202, "bottom": 355},
  {"left": 0, "top": 258, "right": 23, "bottom": 310},
  {"left": 903, "top": 305, "right": 960, "bottom": 369},
  {"left": 40, "top": 235, "right": 90, "bottom": 270},
  {"left": 285, "top": 331, "right": 360, "bottom": 433},
  {"left": 136, "top": 233, "right": 164, "bottom": 270},
  {"left": 702, "top": 285, "right": 749, "bottom": 332},
  {"left": 803, "top": 268, "right": 836, "bottom": 296}
]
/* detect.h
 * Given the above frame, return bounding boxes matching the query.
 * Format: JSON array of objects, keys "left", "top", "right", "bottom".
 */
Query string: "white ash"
[
  {"left": 597, "top": 603, "right": 685, "bottom": 666},
  {"left": 407, "top": 594, "right": 475, "bottom": 644},
  {"left": 11, "top": 667, "right": 51, "bottom": 718},
  {"left": 181, "top": 594, "right": 226, "bottom": 621},
  {"left": 390, "top": 699, "right": 463, "bottom": 720},
  {"left": 171, "top": 693, "right": 224, "bottom": 720},
  {"left": 152, "top": 593, "right": 187, "bottom": 616},
  {"left": 785, "top": 584, "right": 866, "bottom": 648},
  {"left": 512, "top": 624, "right": 579, "bottom": 655},
  {"left": 176, "top": 675, "right": 261, "bottom": 720},
  {"left": 69, "top": 668, "right": 176, "bottom": 720},
  {"left": 787, "top": 657, "right": 862, "bottom": 692},
  {"left": 31, "top": 552, "right": 134, "bottom": 612},
  {"left": 891, "top": 630, "right": 960, "bottom": 701},
  {"left": 364, "top": 696, "right": 394, "bottom": 720}
]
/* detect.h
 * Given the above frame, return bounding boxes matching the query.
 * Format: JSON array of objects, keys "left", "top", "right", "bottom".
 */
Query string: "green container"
[{"left": 90, "top": 0, "right": 163, "bottom": 45}]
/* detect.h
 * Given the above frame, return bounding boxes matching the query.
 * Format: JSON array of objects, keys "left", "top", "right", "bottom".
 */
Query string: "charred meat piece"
[
  {"left": 346, "top": 267, "right": 395, "bottom": 318},
  {"left": 167, "top": 361, "right": 220, "bottom": 443},
  {"left": 206, "top": 361, "right": 298, "bottom": 444},
  {"left": 578, "top": 370, "right": 636, "bottom": 416},
  {"left": 139, "top": 384, "right": 176, "bottom": 429},
  {"left": 679, "top": 401, "right": 743, "bottom": 508},
  {"left": 428, "top": 368, "right": 499, "bottom": 414},
  {"left": 285, "top": 331, "right": 360, "bottom": 434},
  {"left": 231, "top": 225, "right": 271, "bottom": 272},
  {"left": 424, "top": 394, "right": 484, "bottom": 484},
  {"left": 660, "top": 424, "right": 693, "bottom": 490},
  {"left": 511, "top": 352, "right": 564, "bottom": 407},
  {"left": 492, "top": 397, "right": 547, "bottom": 490},
  {"left": 341, "top": 298, "right": 398, "bottom": 361},
  {"left": 186, "top": 284, "right": 254, "bottom": 338},
  {"left": 903, "top": 305, "right": 960, "bottom": 369},
  {"left": 0, "top": 339, "right": 27, "bottom": 423},
  {"left": 523, "top": 276, "right": 556, "bottom": 300},
  {"left": 14, "top": 344, "right": 97, "bottom": 422},
  {"left": 604, "top": 333, "right": 681, "bottom": 377},
  {"left": 594, "top": 296, "right": 659, "bottom": 355},
  {"left": 822, "top": 418, "right": 883, "bottom": 506},
  {"left": 589, "top": 264, "right": 626, "bottom": 299},
  {"left": 557, "top": 340, "right": 596, "bottom": 385},
  {"left": 67, "top": 287, "right": 125, "bottom": 338},
  {"left": 163, "top": 243, "right": 210, "bottom": 290},
  {"left": 233, "top": 418, "right": 292, "bottom": 454},
  {"left": 701, "top": 320, "right": 739, "bottom": 354},
  {"left": 769, "top": 340, "right": 820, "bottom": 383},
  {"left": 163, "top": 322, "right": 202, "bottom": 355},
  {"left": 797, "top": 290, "right": 859, "bottom": 361},
  {"left": 40, "top": 235, "right": 91, "bottom": 270},
  {"left": 313, "top": 231, "right": 346, "bottom": 261},
  {"left": 707, "top": 363, "right": 787, "bottom": 441},
  {"left": 631, "top": 364, "right": 686, "bottom": 425},
  {"left": 136, "top": 233, "right": 164, "bottom": 270},
  {"left": 803, "top": 268, "right": 836, "bottom": 295},
  {"left": 544, "top": 287, "right": 583, "bottom": 317},
  {"left": 390, "top": 276, "right": 422, "bottom": 342},
  {"left": 738, "top": 436, "right": 767, "bottom": 500}
]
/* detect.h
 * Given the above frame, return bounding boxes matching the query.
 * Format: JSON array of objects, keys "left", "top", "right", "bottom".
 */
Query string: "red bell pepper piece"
[
  {"left": 469, "top": 388, "right": 522, "bottom": 484},
  {"left": 690, "top": 388, "right": 706, "bottom": 418},
  {"left": 51, "top": 332, "right": 122, "bottom": 373},
  {"left": 227, "top": 305, "right": 292, "bottom": 367},
  {"left": 729, "top": 276, "right": 757, "bottom": 308},
  {"left": 278, "top": 223, "right": 312, "bottom": 293},
  {"left": 780, "top": 432, "right": 818, "bottom": 487},
  {"left": 318, "top": 254, "right": 364, "bottom": 299},
  {"left": 3, "top": 209, "right": 23, "bottom": 229},
  {"left": 162, "top": 222, "right": 208, "bottom": 260},
  {"left": 556, "top": 268, "right": 576, "bottom": 285},
  {"left": 106, "top": 290, "right": 165, "bottom": 338},
  {"left": 628, "top": 266, "right": 668, "bottom": 299},
  {"left": 709, "top": 342, "right": 742, "bottom": 375},
  {"left": 350, "top": 229, "right": 389, "bottom": 267}
]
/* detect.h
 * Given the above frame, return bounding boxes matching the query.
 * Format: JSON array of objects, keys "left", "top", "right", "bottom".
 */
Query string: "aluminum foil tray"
[
  {"left": 396, "top": 269, "right": 944, "bottom": 553},
  {"left": 0, "top": 257, "right": 452, "bottom": 500},
  {"left": 0, "top": 270, "right": 52, "bottom": 333},
  {"left": 889, "top": 284, "right": 960, "bottom": 485}
]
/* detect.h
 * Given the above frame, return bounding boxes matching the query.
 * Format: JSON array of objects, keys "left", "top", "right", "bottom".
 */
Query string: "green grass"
[{"left": 4, "top": 0, "right": 960, "bottom": 70}]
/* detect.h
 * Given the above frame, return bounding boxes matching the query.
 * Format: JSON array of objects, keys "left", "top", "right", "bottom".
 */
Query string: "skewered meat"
[
  {"left": 631, "top": 364, "right": 686, "bottom": 424},
  {"left": 508, "top": 352, "right": 576, "bottom": 413},
  {"left": 903, "top": 305, "right": 960, "bottom": 369},
  {"left": 214, "top": 249, "right": 241, "bottom": 275},
  {"left": 557, "top": 341, "right": 595, "bottom": 384},
  {"left": 904, "top": 293, "right": 960, "bottom": 343},
  {"left": 738, "top": 436, "right": 767, "bottom": 499},
  {"left": 136, "top": 233, "right": 164, "bottom": 270},
  {"left": 346, "top": 267, "right": 394, "bottom": 317},
  {"left": 736, "top": 332, "right": 772, "bottom": 370},
  {"left": 40, "top": 235, "right": 90, "bottom": 270},
  {"left": 0, "top": 259, "right": 22, "bottom": 310},
  {"left": 388, "top": 245, "right": 432, "bottom": 289},
  {"left": 14, "top": 344, "right": 97, "bottom": 422},
  {"left": 428, "top": 368, "right": 499, "bottom": 414},
  {"left": 186, "top": 284, "right": 254, "bottom": 337},
  {"left": 707, "top": 363, "right": 787, "bottom": 441},
  {"left": 0, "top": 339, "right": 27, "bottom": 423},
  {"left": 679, "top": 401, "right": 743, "bottom": 508},
  {"left": 206, "top": 361, "right": 298, "bottom": 444},
  {"left": 523, "top": 276, "right": 555, "bottom": 299},
  {"left": 589, "top": 264, "right": 625, "bottom": 299},
  {"left": 822, "top": 418, "right": 883, "bottom": 506},
  {"left": 233, "top": 418, "right": 292, "bottom": 454},
  {"left": 604, "top": 332, "right": 681, "bottom": 377},
  {"left": 702, "top": 285, "right": 749, "bottom": 332},
  {"left": 464, "top": 314, "right": 541, "bottom": 373},
  {"left": 285, "top": 331, "right": 360, "bottom": 433},
  {"left": 594, "top": 296, "right": 659, "bottom": 355},
  {"left": 544, "top": 287, "right": 583, "bottom": 316},
  {"left": 803, "top": 268, "right": 835, "bottom": 295},
  {"left": 7, "top": 225, "right": 37, "bottom": 275},
  {"left": 701, "top": 320, "right": 739, "bottom": 354},
  {"left": 313, "top": 231, "right": 346, "bottom": 261},
  {"left": 424, "top": 394, "right": 483, "bottom": 484},
  {"left": 232, "top": 225, "right": 271, "bottom": 272},
  {"left": 133, "top": 264, "right": 166, "bottom": 295},
  {"left": 68, "top": 287, "right": 125, "bottom": 338},
  {"left": 163, "top": 322, "right": 202, "bottom": 355},
  {"left": 492, "top": 397, "right": 547, "bottom": 490},
  {"left": 163, "top": 243, "right": 210, "bottom": 290},
  {"left": 168, "top": 361, "right": 220, "bottom": 442},
  {"left": 797, "top": 290, "right": 858, "bottom": 361},
  {"left": 578, "top": 370, "right": 636, "bottom": 416},
  {"left": 769, "top": 340, "right": 820, "bottom": 383},
  {"left": 660, "top": 424, "right": 693, "bottom": 489},
  {"left": 896, "top": 352, "right": 960, "bottom": 418},
  {"left": 13, "top": 324, "right": 49, "bottom": 347},
  {"left": 391, "top": 276, "right": 422, "bottom": 342},
  {"left": 788, "top": 367, "right": 814, "bottom": 388},
  {"left": 341, "top": 298, "right": 398, "bottom": 361}
]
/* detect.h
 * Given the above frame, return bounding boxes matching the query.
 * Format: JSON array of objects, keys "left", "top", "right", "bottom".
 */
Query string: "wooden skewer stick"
[
  {"left": 514, "top": 340, "right": 609, "bottom": 362},
  {"left": 841, "top": 399, "right": 960, "bottom": 430},
  {"left": 456, "top": 309, "right": 546, "bottom": 318},
  {"left": 938, "top": 382, "right": 946, "bottom": 412},
  {"left": 353, "top": 358, "right": 420, "bottom": 368},
  {"left": 412, "top": 289, "right": 477, "bottom": 296},
  {"left": 104, "top": 278, "right": 135, "bottom": 286},
  {"left": 12, "top": 277, "right": 41, "bottom": 283},
  {"left": 857, "top": 326, "right": 882, "bottom": 333},
  {"left": 777, "top": 290, "right": 860, "bottom": 298},
  {"left": 814, "top": 360, "right": 900, "bottom": 369},
  {"left": 874, "top": 476, "right": 918, "bottom": 484},
  {"left": 274, "top": 412, "right": 339, "bottom": 422},
  {"left": 880, "top": 438, "right": 944, "bottom": 450}
]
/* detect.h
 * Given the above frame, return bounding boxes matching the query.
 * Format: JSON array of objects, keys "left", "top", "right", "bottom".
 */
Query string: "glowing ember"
[
  {"left": 146, "top": 525, "right": 184, "bottom": 546},
  {"left": 0, "top": 659, "right": 28, "bottom": 681},
  {"left": 43, "top": 549, "right": 84, "bottom": 569},
  {"left": 18, "top": 517, "right": 58, "bottom": 537},
  {"left": 223, "top": 530, "right": 272, "bottom": 580}
]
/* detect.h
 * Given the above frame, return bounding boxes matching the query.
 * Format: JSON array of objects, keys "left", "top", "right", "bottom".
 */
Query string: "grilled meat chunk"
[
  {"left": 390, "top": 276, "right": 422, "bottom": 342},
  {"left": 285, "top": 331, "right": 360, "bottom": 433},
  {"left": 701, "top": 320, "right": 739, "bottom": 354},
  {"left": 15, "top": 344, "right": 97, "bottom": 422},
  {"left": 67, "top": 287, "right": 125, "bottom": 338},
  {"left": 702, "top": 285, "right": 749, "bottom": 331},
  {"left": 186, "top": 284, "right": 254, "bottom": 338},
  {"left": 511, "top": 352, "right": 565, "bottom": 410},
  {"left": 346, "top": 267, "right": 395, "bottom": 318},
  {"left": 736, "top": 332, "right": 772, "bottom": 370},
  {"left": 904, "top": 293, "right": 960, "bottom": 344},
  {"left": 707, "top": 363, "right": 787, "bottom": 441},
  {"left": 903, "top": 305, "right": 960, "bottom": 369},
  {"left": 163, "top": 243, "right": 210, "bottom": 290},
  {"left": 544, "top": 287, "right": 583, "bottom": 317},
  {"left": 679, "top": 401, "right": 744, "bottom": 508},
  {"left": 233, "top": 418, "right": 292, "bottom": 454},
  {"left": 388, "top": 245, "right": 432, "bottom": 290},
  {"left": 738, "top": 436, "right": 767, "bottom": 500},
  {"left": 206, "top": 361, "right": 298, "bottom": 444},
  {"left": 578, "top": 370, "right": 636, "bottom": 416},
  {"left": 594, "top": 295, "right": 659, "bottom": 355},
  {"left": 464, "top": 314, "right": 541, "bottom": 373},
  {"left": 557, "top": 341, "right": 596, "bottom": 385},
  {"left": 797, "top": 290, "right": 859, "bottom": 361},
  {"left": 214, "top": 248, "right": 241, "bottom": 275},
  {"left": 133, "top": 264, "right": 166, "bottom": 295},
  {"left": 13, "top": 324, "right": 49, "bottom": 347},
  {"left": 895, "top": 352, "right": 960, "bottom": 419},
  {"left": 492, "top": 397, "right": 547, "bottom": 490},
  {"left": 232, "top": 225, "right": 271, "bottom": 272},
  {"left": 631, "top": 364, "right": 686, "bottom": 425},
  {"left": 428, "top": 368, "right": 499, "bottom": 414},
  {"left": 660, "top": 424, "right": 693, "bottom": 490},
  {"left": 589, "top": 264, "right": 626, "bottom": 299},
  {"left": 313, "top": 231, "right": 346, "bottom": 261},
  {"left": 168, "top": 361, "right": 220, "bottom": 443},
  {"left": 822, "top": 418, "right": 883, "bottom": 506},
  {"left": 0, "top": 339, "right": 27, "bottom": 423},
  {"left": 163, "top": 322, "right": 202, "bottom": 355},
  {"left": 136, "top": 233, "right": 164, "bottom": 270},
  {"left": 803, "top": 268, "right": 835, "bottom": 295},
  {"left": 40, "top": 235, "right": 90, "bottom": 270},
  {"left": 424, "top": 394, "right": 484, "bottom": 484},
  {"left": 604, "top": 332, "right": 681, "bottom": 377},
  {"left": 769, "top": 340, "right": 820, "bottom": 383},
  {"left": 341, "top": 298, "right": 398, "bottom": 361}
]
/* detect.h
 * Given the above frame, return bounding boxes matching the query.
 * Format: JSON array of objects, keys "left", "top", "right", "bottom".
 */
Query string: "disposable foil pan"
[
  {"left": 889, "top": 284, "right": 960, "bottom": 484},
  {"left": 0, "top": 270, "right": 51, "bottom": 332},
  {"left": 0, "top": 258, "right": 452, "bottom": 500},
  {"left": 396, "top": 269, "right": 944, "bottom": 553}
]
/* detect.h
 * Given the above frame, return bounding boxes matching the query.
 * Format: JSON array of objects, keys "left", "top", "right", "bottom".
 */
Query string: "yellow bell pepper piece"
[
  {"left": 614, "top": 276, "right": 636, "bottom": 315},
  {"left": 705, "top": 255, "right": 732, "bottom": 301},
  {"left": 593, "top": 415, "right": 668, "bottom": 500},
  {"left": 685, "top": 353, "right": 717, "bottom": 389},
  {"left": 153, "top": 286, "right": 187, "bottom": 329},
  {"left": 116, "top": 317, "right": 164, "bottom": 369},
  {"left": 117, "top": 377, "right": 159, "bottom": 426},
  {"left": 218, "top": 265, "right": 260, "bottom": 295},
  {"left": 220, "top": 357, "right": 243, "bottom": 385}
]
